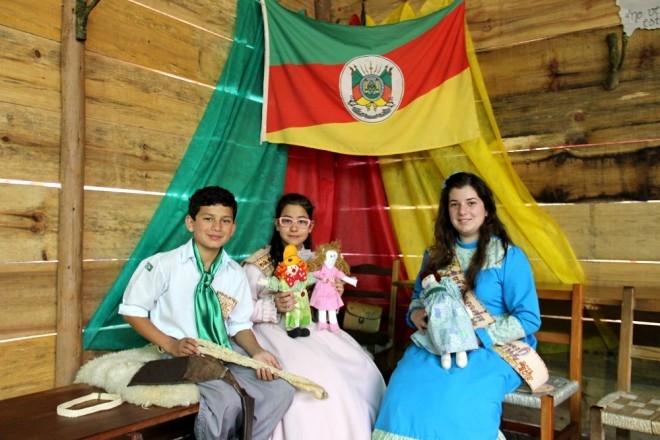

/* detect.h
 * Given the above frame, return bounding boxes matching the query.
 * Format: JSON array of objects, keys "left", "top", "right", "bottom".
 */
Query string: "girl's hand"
[
  {"left": 253, "top": 349, "right": 282, "bottom": 380},
  {"left": 410, "top": 308, "right": 428, "bottom": 334},
  {"left": 275, "top": 290, "right": 297, "bottom": 313},
  {"left": 334, "top": 279, "right": 345, "bottom": 296}
]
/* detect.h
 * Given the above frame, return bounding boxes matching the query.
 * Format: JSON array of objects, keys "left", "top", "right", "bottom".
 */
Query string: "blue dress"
[{"left": 373, "top": 238, "right": 541, "bottom": 440}]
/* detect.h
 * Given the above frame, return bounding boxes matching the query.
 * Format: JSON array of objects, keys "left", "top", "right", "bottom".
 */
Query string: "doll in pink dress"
[{"left": 308, "top": 241, "right": 357, "bottom": 332}]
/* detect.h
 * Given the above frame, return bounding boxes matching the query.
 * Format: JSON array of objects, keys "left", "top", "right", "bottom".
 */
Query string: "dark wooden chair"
[
  {"left": 501, "top": 283, "right": 584, "bottom": 440},
  {"left": 590, "top": 286, "right": 660, "bottom": 439},
  {"left": 340, "top": 259, "right": 401, "bottom": 372}
]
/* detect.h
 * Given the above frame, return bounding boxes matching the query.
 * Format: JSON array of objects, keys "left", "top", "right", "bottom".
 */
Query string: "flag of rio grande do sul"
[{"left": 260, "top": 0, "right": 480, "bottom": 156}]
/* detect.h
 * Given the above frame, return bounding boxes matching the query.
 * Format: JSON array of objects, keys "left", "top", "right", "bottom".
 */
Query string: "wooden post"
[
  {"left": 56, "top": 0, "right": 86, "bottom": 386},
  {"left": 315, "top": 0, "right": 332, "bottom": 22}
]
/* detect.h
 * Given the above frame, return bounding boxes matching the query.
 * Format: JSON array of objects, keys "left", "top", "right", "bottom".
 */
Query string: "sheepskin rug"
[{"left": 75, "top": 344, "right": 200, "bottom": 408}]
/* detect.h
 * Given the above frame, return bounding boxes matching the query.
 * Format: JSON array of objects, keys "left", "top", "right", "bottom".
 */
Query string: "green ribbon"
[{"left": 193, "top": 241, "right": 232, "bottom": 349}]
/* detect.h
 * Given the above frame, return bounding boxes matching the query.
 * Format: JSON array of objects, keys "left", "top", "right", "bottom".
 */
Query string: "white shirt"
[{"left": 119, "top": 239, "right": 253, "bottom": 339}]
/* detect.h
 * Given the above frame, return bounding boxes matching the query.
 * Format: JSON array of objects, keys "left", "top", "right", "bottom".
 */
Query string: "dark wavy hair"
[
  {"left": 268, "top": 193, "right": 315, "bottom": 264},
  {"left": 424, "top": 172, "right": 512, "bottom": 291},
  {"left": 188, "top": 186, "right": 237, "bottom": 219}
]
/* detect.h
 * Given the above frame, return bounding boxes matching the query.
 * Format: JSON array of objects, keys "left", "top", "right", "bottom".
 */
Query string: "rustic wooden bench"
[{"left": 0, "top": 383, "right": 198, "bottom": 439}]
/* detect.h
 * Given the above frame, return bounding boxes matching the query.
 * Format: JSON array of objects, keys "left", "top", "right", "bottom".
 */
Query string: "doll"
[
  {"left": 410, "top": 273, "right": 478, "bottom": 369},
  {"left": 259, "top": 244, "right": 316, "bottom": 338},
  {"left": 307, "top": 241, "right": 357, "bottom": 332}
]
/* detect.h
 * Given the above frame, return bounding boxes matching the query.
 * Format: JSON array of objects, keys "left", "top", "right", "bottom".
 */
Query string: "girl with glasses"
[{"left": 242, "top": 193, "right": 385, "bottom": 440}]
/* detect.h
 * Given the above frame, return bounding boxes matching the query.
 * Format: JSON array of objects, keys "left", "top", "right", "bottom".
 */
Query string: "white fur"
[{"left": 75, "top": 345, "right": 200, "bottom": 408}]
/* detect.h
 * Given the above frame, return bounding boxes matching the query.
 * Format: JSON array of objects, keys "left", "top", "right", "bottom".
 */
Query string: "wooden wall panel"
[
  {"left": 0, "top": 27, "right": 60, "bottom": 112},
  {"left": 0, "top": 336, "right": 55, "bottom": 400},
  {"left": 0, "top": 263, "right": 57, "bottom": 340},
  {"left": 0, "top": 102, "right": 61, "bottom": 183},
  {"left": 85, "top": 53, "right": 212, "bottom": 138},
  {"left": 82, "top": 191, "right": 161, "bottom": 260},
  {"left": 0, "top": 0, "right": 62, "bottom": 41},
  {"left": 135, "top": 0, "right": 238, "bottom": 42},
  {"left": 86, "top": 0, "right": 231, "bottom": 87},
  {"left": 329, "top": 0, "right": 620, "bottom": 48},
  {"left": 581, "top": 260, "right": 660, "bottom": 289},
  {"left": 492, "top": 77, "right": 660, "bottom": 145},
  {"left": 0, "top": 184, "right": 59, "bottom": 263},
  {"left": 82, "top": 260, "right": 127, "bottom": 323},
  {"left": 85, "top": 119, "right": 189, "bottom": 191},
  {"left": 477, "top": 26, "right": 660, "bottom": 99},
  {"left": 543, "top": 202, "right": 660, "bottom": 262},
  {"left": 509, "top": 143, "right": 660, "bottom": 203}
]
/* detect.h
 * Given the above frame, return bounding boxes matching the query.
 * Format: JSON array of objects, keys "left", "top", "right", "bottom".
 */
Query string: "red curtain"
[{"left": 284, "top": 146, "right": 413, "bottom": 341}]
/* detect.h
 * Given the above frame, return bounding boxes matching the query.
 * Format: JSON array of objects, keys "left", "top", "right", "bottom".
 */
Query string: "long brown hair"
[{"left": 424, "top": 172, "right": 512, "bottom": 291}]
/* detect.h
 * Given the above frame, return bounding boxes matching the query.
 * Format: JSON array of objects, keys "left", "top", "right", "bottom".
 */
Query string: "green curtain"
[{"left": 83, "top": 0, "right": 286, "bottom": 350}]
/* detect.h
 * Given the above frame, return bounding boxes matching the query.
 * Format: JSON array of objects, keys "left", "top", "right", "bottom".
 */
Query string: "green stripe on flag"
[{"left": 263, "top": 0, "right": 463, "bottom": 66}]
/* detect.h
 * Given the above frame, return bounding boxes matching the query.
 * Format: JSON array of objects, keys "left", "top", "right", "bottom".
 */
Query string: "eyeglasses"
[{"left": 277, "top": 216, "right": 312, "bottom": 229}]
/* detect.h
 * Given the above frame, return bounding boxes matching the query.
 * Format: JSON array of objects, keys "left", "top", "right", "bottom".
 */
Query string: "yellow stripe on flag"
[{"left": 266, "top": 71, "right": 479, "bottom": 156}]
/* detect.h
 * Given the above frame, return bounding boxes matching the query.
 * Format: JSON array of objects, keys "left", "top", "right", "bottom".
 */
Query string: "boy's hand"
[{"left": 168, "top": 337, "right": 200, "bottom": 357}]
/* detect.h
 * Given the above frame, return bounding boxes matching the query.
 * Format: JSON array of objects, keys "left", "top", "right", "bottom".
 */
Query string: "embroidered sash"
[{"left": 444, "top": 260, "right": 550, "bottom": 392}]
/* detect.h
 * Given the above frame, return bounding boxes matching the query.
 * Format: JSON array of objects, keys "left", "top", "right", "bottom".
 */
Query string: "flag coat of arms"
[{"left": 261, "top": 0, "right": 479, "bottom": 156}]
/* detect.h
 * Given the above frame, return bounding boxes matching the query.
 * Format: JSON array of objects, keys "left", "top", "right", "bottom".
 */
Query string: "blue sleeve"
[{"left": 474, "top": 246, "right": 541, "bottom": 348}]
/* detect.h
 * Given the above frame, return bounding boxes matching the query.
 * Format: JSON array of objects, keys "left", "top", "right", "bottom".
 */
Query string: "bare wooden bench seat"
[{"left": 0, "top": 383, "right": 198, "bottom": 439}]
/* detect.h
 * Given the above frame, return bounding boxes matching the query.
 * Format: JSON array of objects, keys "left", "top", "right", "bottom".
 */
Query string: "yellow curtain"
[{"left": 374, "top": 0, "right": 585, "bottom": 285}]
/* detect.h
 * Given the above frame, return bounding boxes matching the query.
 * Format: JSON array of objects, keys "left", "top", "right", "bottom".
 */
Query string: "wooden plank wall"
[
  {"left": 0, "top": 0, "right": 238, "bottom": 400},
  {"left": 0, "top": 0, "right": 658, "bottom": 399}
]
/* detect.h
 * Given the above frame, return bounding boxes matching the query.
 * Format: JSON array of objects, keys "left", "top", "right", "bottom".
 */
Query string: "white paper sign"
[{"left": 617, "top": 0, "right": 660, "bottom": 35}]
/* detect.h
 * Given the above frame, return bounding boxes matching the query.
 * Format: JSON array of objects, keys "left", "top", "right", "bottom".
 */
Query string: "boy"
[{"left": 119, "top": 186, "right": 294, "bottom": 440}]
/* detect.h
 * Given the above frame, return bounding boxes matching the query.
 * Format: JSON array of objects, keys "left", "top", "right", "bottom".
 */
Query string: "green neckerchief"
[{"left": 192, "top": 241, "right": 232, "bottom": 349}]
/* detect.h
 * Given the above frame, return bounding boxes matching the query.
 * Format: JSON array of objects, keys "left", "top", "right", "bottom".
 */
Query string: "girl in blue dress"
[{"left": 373, "top": 172, "right": 541, "bottom": 440}]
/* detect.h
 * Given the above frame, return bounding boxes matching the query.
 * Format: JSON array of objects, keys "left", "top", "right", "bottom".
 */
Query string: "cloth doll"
[
  {"left": 410, "top": 273, "right": 478, "bottom": 369},
  {"left": 307, "top": 241, "right": 357, "bottom": 332},
  {"left": 259, "top": 244, "right": 316, "bottom": 338}
]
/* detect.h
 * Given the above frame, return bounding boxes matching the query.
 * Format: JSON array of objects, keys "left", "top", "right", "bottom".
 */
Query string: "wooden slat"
[
  {"left": 0, "top": 0, "right": 62, "bottom": 41},
  {"left": 631, "top": 345, "right": 660, "bottom": 362},
  {"left": 82, "top": 260, "right": 128, "bottom": 323},
  {"left": 0, "top": 260, "right": 127, "bottom": 341},
  {"left": 509, "top": 143, "right": 660, "bottom": 202},
  {"left": 0, "top": 335, "right": 55, "bottom": 400},
  {"left": 0, "top": 262, "right": 57, "bottom": 340},
  {"left": 542, "top": 202, "right": 660, "bottom": 262},
  {"left": 328, "top": 0, "right": 621, "bottom": 50},
  {"left": 0, "top": 26, "right": 61, "bottom": 111},
  {"left": 85, "top": 116, "right": 189, "bottom": 192},
  {"left": 0, "top": 185, "right": 162, "bottom": 262},
  {"left": 0, "top": 102, "right": 61, "bottom": 183},
  {"left": 0, "top": 102, "right": 189, "bottom": 191},
  {"left": 0, "top": 183, "right": 59, "bottom": 263},
  {"left": 82, "top": 190, "right": 161, "bottom": 260},
  {"left": 85, "top": 52, "right": 212, "bottom": 138},
  {"left": 136, "top": 0, "right": 238, "bottom": 38},
  {"left": 493, "top": 77, "right": 660, "bottom": 158},
  {"left": 581, "top": 260, "right": 660, "bottom": 289},
  {"left": 478, "top": 25, "right": 660, "bottom": 98},
  {"left": 86, "top": 0, "right": 231, "bottom": 87}
]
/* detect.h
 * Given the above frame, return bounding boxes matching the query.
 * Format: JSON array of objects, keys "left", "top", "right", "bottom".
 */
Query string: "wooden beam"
[
  {"left": 315, "top": 0, "right": 331, "bottom": 22},
  {"left": 56, "top": 0, "right": 86, "bottom": 386}
]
